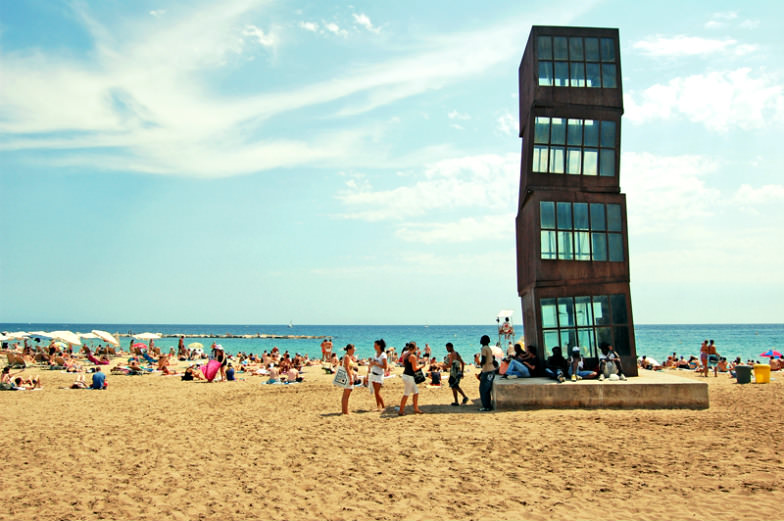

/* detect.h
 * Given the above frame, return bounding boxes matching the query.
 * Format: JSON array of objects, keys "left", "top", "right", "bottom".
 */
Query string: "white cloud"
[
  {"left": 704, "top": 11, "right": 737, "bottom": 29},
  {"left": 496, "top": 113, "right": 516, "bottom": 136},
  {"left": 632, "top": 35, "right": 754, "bottom": 57},
  {"left": 324, "top": 22, "right": 347, "bottom": 38},
  {"left": 336, "top": 153, "right": 518, "bottom": 222},
  {"left": 624, "top": 68, "right": 784, "bottom": 132},
  {"left": 149, "top": 9, "right": 166, "bottom": 17},
  {"left": 243, "top": 25, "right": 276, "bottom": 48},
  {"left": 448, "top": 110, "right": 471, "bottom": 120},
  {"left": 299, "top": 21, "right": 318, "bottom": 32},
  {"left": 733, "top": 184, "right": 784, "bottom": 206},
  {"left": 622, "top": 152, "right": 720, "bottom": 234},
  {"left": 740, "top": 19, "right": 760, "bottom": 30},
  {"left": 395, "top": 215, "right": 513, "bottom": 244},
  {"left": 352, "top": 13, "right": 380, "bottom": 34}
]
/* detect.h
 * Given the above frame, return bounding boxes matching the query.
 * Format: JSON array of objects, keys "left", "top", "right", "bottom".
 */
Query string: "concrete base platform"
[{"left": 492, "top": 370, "right": 709, "bottom": 410}]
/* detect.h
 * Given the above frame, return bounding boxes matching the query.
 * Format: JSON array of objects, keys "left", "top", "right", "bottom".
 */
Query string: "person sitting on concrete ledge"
[
  {"left": 502, "top": 343, "right": 535, "bottom": 379},
  {"left": 598, "top": 344, "right": 626, "bottom": 381},
  {"left": 544, "top": 346, "right": 569, "bottom": 383},
  {"left": 568, "top": 347, "right": 597, "bottom": 382}
]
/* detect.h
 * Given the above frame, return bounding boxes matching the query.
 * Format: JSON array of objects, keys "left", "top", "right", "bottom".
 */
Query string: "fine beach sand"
[{"left": 1, "top": 362, "right": 782, "bottom": 521}]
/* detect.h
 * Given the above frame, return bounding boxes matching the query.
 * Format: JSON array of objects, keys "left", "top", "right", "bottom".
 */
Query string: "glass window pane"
[
  {"left": 569, "top": 37, "right": 583, "bottom": 60},
  {"left": 557, "top": 297, "right": 575, "bottom": 327},
  {"left": 600, "top": 38, "right": 616, "bottom": 62},
  {"left": 533, "top": 145, "right": 548, "bottom": 172},
  {"left": 585, "top": 38, "right": 599, "bottom": 61},
  {"left": 590, "top": 203, "right": 606, "bottom": 230},
  {"left": 569, "top": 62, "right": 585, "bottom": 87},
  {"left": 591, "top": 233, "right": 607, "bottom": 261},
  {"left": 593, "top": 296, "right": 610, "bottom": 326},
  {"left": 541, "top": 298, "right": 558, "bottom": 328},
  {"left": 566, "top": 148, "right": 581, "bottom": 175},
  {"left": 549, "top": 147, "right": 565, "bottom": 173},
  {"left": 558, "top": 231, "right": 573, "bottom": 260},
  {"left": 583, "top": 149, "right": 598, "bottom": 176},
  {"left": 554, "top": 62, "right": 569, "bottom": 87},
  {"left": 599, "top": 149, "right": 615, "bottom": 177},
  {"left": 610, "top": 294, "right": 628, "bottom": 324},
  {"left": 553, "top": 37, "right": 568, "bottom": 60},
  {"left": 543, "top": 330, "right": 560, "bottom": 357},
  {"left": 575, "top": 297, "right": 593, "bottom": 326},
  {"left": 600, "top": 120, "right": 616, "bottom": 148},
  {"left": 537, "top": 36, "right": 552, "bottom": 60},
  {"left": 541, "top": 230, "right": 557, "bottom": 260},
  {"left": 573, "top": 203, "right": 589, "bottom": 230},
  {"left": 560, "top": 329, "right": 578, "bottom": 351},
  {"left": 535, "top": 117, "right": 550, "bottom": 144},
  {"left": 583, "top": 120, "right": 599, "bottom": 146},
  {"left": 550, "top": 118, "right": 566, "bottom": 144},
  {"left": 586, "top": 63, "right": 600, "bottom": 87},
  {"left": 607, "top": 204, "right": 622, "bottom": 231},
  {"left": 602, "top": 64, "right": 617, "bottom": 88},
  {"left": 540, "top": 201, "right": 555, "bottom": 229},
  {"left": 556, "top": 202, "right": 572, "bottom": 229},
  {"left": 567, "top": 119, "right": 582, "bottom": 146},
  {"left": 614, "top": 326, "right": 630, "bottom": 356},
  {"left": 575, "top": 231, "right": 590, "bottom": 261},
  {"left": 608, "top": 233, "right": 624, "bottom": 261},
  {"left": 577, "top": 328, "right": 595, "bottom": 357},
  {"left": 538, "top": 61, "right": 553, "bottom": 86},
  {"left": 597, "top": 327, "right": 613, "bottom": 350}
]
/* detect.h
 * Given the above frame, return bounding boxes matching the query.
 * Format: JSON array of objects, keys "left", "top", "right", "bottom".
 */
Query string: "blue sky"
[{"left": 1, "top": 1, "right": 782, "bottom": 325}]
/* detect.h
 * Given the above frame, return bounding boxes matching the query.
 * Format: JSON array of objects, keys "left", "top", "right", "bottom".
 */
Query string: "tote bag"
[{"left": 333, "top": 366, "right": 349, "bottom": 387}]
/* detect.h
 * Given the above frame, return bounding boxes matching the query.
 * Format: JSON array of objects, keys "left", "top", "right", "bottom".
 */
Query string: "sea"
[{"left": 2, "top": 323, "right": 781, "bottom": 365}]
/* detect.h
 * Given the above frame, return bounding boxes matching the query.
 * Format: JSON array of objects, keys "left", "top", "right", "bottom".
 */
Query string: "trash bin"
[
  {"left": 753, "top": 364, "right": 771, "bottom": 384},
  {"left": 735, "top": 365, "right": 752, "bottom": 384}
]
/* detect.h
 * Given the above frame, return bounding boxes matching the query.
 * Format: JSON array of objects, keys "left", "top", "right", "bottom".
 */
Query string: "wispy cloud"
[
  {"left": 243, "top": 24, "right": 277, "bottom": 48},
  {"left": 632, "top": 35, "right": 755, "bottom": 57},
  {"left": 496, "top": 113, "right": 517, "bottom": 136},
  {"left": 352, "top": 13, "right": 380, "bottom": 34},
  {"left": 448, "top": 110, "right": 471, "bottom": 120},
  {"left": 299, "top": 21, "right": 318, "bottom": 32},
  {"left": 324, "top": 22, "right": 348, "bottom": 38},
  {"left": 149, "top": 9, "right": 166, "bottom": 17},
  {"left": 624, "top": 68, "right": 784, "bottom": 132},
  {"left": 704, "top": 10, "right": 738, "bottom": 29}
]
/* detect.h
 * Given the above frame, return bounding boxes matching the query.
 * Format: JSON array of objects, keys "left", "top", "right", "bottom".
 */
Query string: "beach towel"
[
  {"left": 201, "top": 359, "right": 221, "bottom": 382},
  {"left": 142, "top": 352, "right": 158, "bottom": 364},
  {"left": 86, "top": 350, "right": 110, "bottom": 365}
]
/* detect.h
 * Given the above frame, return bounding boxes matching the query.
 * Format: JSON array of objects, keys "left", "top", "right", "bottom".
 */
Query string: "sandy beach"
[{"left": 1, "top": 363, "right": 781, "bottom": 521}]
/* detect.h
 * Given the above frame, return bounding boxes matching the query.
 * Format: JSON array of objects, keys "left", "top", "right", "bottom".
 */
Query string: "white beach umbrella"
[
  {"left": 49, "top": 330, "right": 83, "bottom": 346},
  {"left": 496, "top": 310, "right": 514, "bottom": 320},
  {"left": 92, "top": 330, "right": 119, "bottom": 346},
  {"left": 28, "top": 331, "right": 54, "bottom": 338},
  {"left": 0, "top": 334, "right": 9, "bottom": 342},
  {"left": 491, "top": 345, "right": 505, "bottom": 360},
  {"left": 5, "top": 331, "right": 30, "bottom": 340},
  {"left": 79, "top": 332, "right": 100, "bottom": 340},
  {"left": 134, "top": 332, "right": 161, "bottom": 340}
]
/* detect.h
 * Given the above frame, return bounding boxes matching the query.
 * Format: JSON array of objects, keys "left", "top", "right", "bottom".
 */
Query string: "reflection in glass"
[
  {"left": 583, "top": 120, "right": 599, "bottom": 146},
  {"left": 541, "top": 298, "right": 558, "bottom": 328},
  {"left": 567, "top": 119, "right": 582, "bottom": 146},
  {"left": 537, "top": 36, "right": 552, "bottom": 60},
  {"left": 602, "top": 64, "right": 617, "bottom": 88},
  {"left": 583, "top": 149, "right": 598, "bottom": 175},
  {"left": 610, "top": 294, "right": 627, "bottom": 324},
  {"left": 593, "top": 296, "right": 610, "bottom": 325},
  {"left": 540, "top": 201, "right": 555, "bottom": 228},
  {"left": 558, "top": 231, "right": 574, "bottom": 260},
  {"left": 573, "top": 203, "right": 589, "bottom": 230},
  {"left": 585, "top": 38, "right": 599, "bottom": 61},
  {"left": 541, "top": 231, "right": 556, "bottom": 259},
  {"left": 557, "top": 202, "right": 572, "bottom": 229},
  {"left": 560, "top": 329, "right": 578, "bottom": 351},
  {"left": 597, "top": 327, "right": 613, "bottom": 349},
  {"left": 554, "top": 37, "right": 568, "bottom": 60},
  {"left": 555, "top": 62, "right": 569, "bottom": 86},
  {"left": 569, "top": 37, "right": 583, "bottom": 60},
  {"left": 601, "top": 120, "right": 616, "bottom": 147},
  {"left": 575, "top": 296, "right": 593, "bottom": 326},
  {"left": 549, "top": 147, "right": 565, "bottom": 173},
  {"left": 591, "top": 233, "right": 607, "bottom": 261},
  {"left": 577, "top": 328, "right": 595, "bottom": 356},
  {"left": 558, "top": 297, "right": 575, "bottom": 327},
  {"left": 575, "top": 231, "right": 590, "bottom": 261},
  {"left": 608, "top": 233, "right": 624, "bottom": 261},
  {"left": 590, "top": 203, "right": 606, "bottom": 230},
  {"left": 586, "top": 63, "right": 600, "bottom": 87},
  {"left": 599, "top": 149, "right": 615, "bottom": 177},
  {"left": 533, "top": 145, "right": 548, "bottom": 172},
  {"left": 550, "top": 118, "right": 566, "bottom": 144},
  {"left": 535, "top": 117, "right": 550, "bottom": 144},
  {"left": 600, "top": 38, "right": 616, "bottom": 62},
  {"left": 538, "top": 61, "right": 553, "bottom": 86},
  {"left": 566, "top": 148, "right": 581, "bottom": 175},
  {"left": 607, "top": 204, "right": 622, "bottom": 231},
  {"left": 570, "top": 62, "right": 585, "bottom": 87},
  {"left": 543, "top": 331, "right": 560, "bottom": 356},
  {"left": 614, "top": 326, "right": 630, "bottom": 356}
]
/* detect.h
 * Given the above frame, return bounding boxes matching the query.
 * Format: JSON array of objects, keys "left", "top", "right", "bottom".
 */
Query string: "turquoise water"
[{"left": 2, "top": 323, "right": 781, "bottom": 364}]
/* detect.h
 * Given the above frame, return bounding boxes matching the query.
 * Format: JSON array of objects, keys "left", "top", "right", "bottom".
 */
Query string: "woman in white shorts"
[
  {"left": 368, "top": 339, "right": 388, "bottom": 411},
  {"left": 398, "top": 344, "right": 423, "bottom": 415}
]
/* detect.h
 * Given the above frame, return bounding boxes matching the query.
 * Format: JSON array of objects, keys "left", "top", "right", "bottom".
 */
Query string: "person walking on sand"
[
  {"left": 478, "top": 335, "right": 495, "bottom": 411},
  {"left": 446, "top": 342, "right": 469, "bottom": 406},
  {"left": 699, "top": 340, "right": 710, "bottom": 377},
  {"left": 399, "top": 344, "right": 424, "bottom": 415},
  {"left": 340, "top": 344, "right": 356, "bottom": 415},
  {"left": 368, "top": 339, "right": 388, "bottom": 411}
]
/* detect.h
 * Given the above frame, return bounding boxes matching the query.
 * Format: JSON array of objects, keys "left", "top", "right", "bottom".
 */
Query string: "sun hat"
[{"left": 214, "top": 344, "right": 224, "bottom": 350}]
